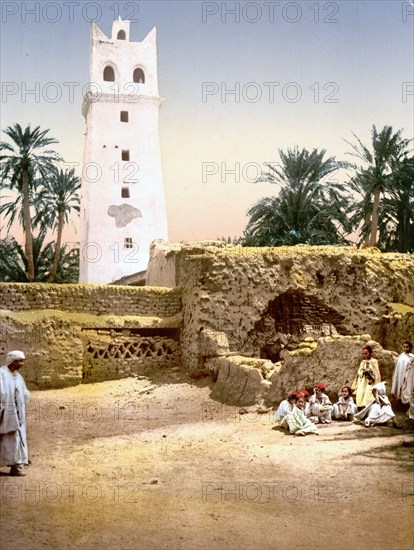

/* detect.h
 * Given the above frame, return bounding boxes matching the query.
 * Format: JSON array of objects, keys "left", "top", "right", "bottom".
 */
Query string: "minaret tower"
[{"left": 79, "top": 18, "right": 168, "bottom": 284}]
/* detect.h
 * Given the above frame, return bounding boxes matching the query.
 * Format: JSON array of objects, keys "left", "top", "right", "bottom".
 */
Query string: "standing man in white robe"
[
  {"left": 391, "top": 341, "right": 414, "bottom": 407},
  {"left": 0, "top": 350, "right": 31, "bottom": 476}
]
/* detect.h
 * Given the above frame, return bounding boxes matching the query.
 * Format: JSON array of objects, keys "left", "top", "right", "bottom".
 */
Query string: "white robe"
[
  {"left": 332, "top": 396, "right": 358, "bottom": 419},
  {"left": 285, "top": 405, "right": 319, "bottom": 435},
  {"left": 404, "top": 360, "right": 414, "bottom": 420},
  {"left": 308, "top": 392, "right": 333, "bottom": 422},
  {"left": 354, "top": 394, "right": 395, "bottom": 427},
  {"left": 275, "top": 399, "right": 294, "bottom": 422},
  {"left": 0, "top": 365, "right": 30, "bottom": 466},
  {"left": 391, "top": 353, "right": 414, "bottom": 402}
]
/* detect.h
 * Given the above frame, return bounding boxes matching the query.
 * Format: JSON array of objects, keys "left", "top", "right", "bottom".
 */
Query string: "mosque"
[{"left": 79, "top": 18, "right": 168, "bottom": 284}]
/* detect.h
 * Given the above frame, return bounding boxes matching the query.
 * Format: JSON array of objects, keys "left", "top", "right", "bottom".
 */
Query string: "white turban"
[
  {"left": 5, "top": 350, "right": 26, "bottom": 366},
  {"left": 372, "top": 381, "right": 386, "bottom": 395}
]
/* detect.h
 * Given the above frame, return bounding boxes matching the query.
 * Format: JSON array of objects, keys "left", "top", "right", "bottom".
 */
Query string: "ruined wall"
[
  {"left": 168, "top": 244, "right": 413, "bottom": 376},
  {"left": 0, "top": 283, "right": 182, "bottom": 317},
  {"left": 206, "top": 335, "right": 398, "bottom": 407},
  {"left": 82, "top": 328, "right": 180, "bottom": 382},
  {"left": 372, "top": 304, "right": 414, "bottom": 353},
  {"left": 1, "top": 244, "right": 412, "bottom": 399},
  {"left": 0, "top": 284, "right": 182, "bottom": 389}
]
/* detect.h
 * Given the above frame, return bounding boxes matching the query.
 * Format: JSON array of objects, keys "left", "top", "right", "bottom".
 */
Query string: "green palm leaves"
[{"left": 1, "top": 124, "right": 80, "bottom": 282}]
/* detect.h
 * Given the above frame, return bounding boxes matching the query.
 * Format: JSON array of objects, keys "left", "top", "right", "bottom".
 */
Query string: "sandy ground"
[{"left": 1, "top": 369, "right": 413, "bottom": 550}]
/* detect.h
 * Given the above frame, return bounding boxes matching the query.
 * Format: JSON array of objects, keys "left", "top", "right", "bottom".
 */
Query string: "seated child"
[
  {"left": 275, "top": 391, "right": 297, "bottom": 422},
  {"left": 308, "top": 382, "right": 333, "bottom": 424},
  {"left": 354, "top": 382, "right": 398, "bottom": 427},
  {"left": 298, "top": 388, "right": 310, "bottom": 417},
  {"left": 286, "top": 395, "right": 319, "bottom": 436},
  {"left": 332, "top": 386, "right": 358, "bottom": 421}
]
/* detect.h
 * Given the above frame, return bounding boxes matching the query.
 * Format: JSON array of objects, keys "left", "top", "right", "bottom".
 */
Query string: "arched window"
[
  {"left": 133, "top": 68, "right": 145, "bottom": 84},
  {"left": 103, "top": 65, "right": 115, "bottom": 82},
  {"left": 117, "top": 30, "right": 126, "bottom": 40}
]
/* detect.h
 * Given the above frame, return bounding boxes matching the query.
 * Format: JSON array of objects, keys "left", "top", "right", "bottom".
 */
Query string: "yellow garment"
[{"left": 352, "top": 358, "right": 381, "bottom": 407}]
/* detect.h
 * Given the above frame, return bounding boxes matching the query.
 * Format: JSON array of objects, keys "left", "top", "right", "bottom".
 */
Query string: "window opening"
[
  {"left": 103, "top": 66, "right": 115, "bottom": 82},
  {"left": 133, "top": 68, "right": 145, "bottom": 84}
]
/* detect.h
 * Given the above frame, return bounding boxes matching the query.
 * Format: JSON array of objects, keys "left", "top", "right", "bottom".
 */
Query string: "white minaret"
[{"left": 79, "top": 18, "right": 168, "bottom": 284}]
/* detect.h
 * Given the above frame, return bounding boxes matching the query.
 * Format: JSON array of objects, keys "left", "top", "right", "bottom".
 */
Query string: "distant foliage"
[
  {"left": 345, "top": 125, "right": 413, "bottom": 250},
  {"left": 0, "top": 123, "right": 81, "bottom": 282},
  {"left": 0, "top": 234, "right": 79, "bottom": 283},
  {"left": 242, "top": 147, "right": 352, "bottom": 247}
]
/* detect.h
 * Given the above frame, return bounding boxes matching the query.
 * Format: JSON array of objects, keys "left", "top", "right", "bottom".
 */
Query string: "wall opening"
[
  {"left": 120, "top": 111, "right": 129, "bottom": 122},
  {"left": 133, "top": 68, "right": 145, "bottom": 83},
  {"left": 117, "top": 30, "right": 126, "bottom": 40},
  {"left": 122, "top": 150, "right": 130, "bottom": 161},
  {"left": 122, "top": 187, "right": 130, "bottom": 198},
  {"left": 247, "top": 290, "right": 346, "bottom": 362},
  {"left": 124, "top": 237, "right": 133, "bottom": 249},
  {"left": 103, "top": 65, "right": 115, "bottom": 82}
]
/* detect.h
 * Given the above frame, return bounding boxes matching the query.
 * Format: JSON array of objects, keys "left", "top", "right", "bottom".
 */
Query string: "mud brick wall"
[
  {"left": 0, "top": 283, "right": 182, "bottom": 317},
  {"left": 82, "top": 329, "right": 181, "bottom": 383},
  {"left": 169, "top": 244, "right": 414, "bottom": 376},
  {"left": 0, "top": 283, "right": 182, "bottom": 389}
]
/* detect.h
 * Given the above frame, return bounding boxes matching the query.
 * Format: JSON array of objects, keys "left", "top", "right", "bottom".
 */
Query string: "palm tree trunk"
[
  {"left": 362, "top": 211, "right": 371, "bottom": 248},
  {"left": 48, "top": 211, "right": 64, "bottom": 283},
  {"left": 369, "top": 186, "right": 381, "bottom": 246},
  {"left": 22, "top": 170, "right": 35, "bottom": 281}
]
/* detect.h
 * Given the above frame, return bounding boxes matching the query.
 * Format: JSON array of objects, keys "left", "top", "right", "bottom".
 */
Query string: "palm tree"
[
  {"left": 345, "top": 125, "right": 412, "bottom": 247},
  {"left": 377, "top": 156, "right": 414, "bottom": 252},
  {"left": 0, "top": 124, "right": 61, "bottom": 280},
  {"left": 33, "top": 167, "right": 81, "bottom": 283},
  {"left": 243, "top": 147, "right": 352, "bottom": 246},
  {"left": 258, "top": 147, "right": 347, "bottom": 190},
  {"left": 0, "top": 233, "right": 79, "bottom": 283}
]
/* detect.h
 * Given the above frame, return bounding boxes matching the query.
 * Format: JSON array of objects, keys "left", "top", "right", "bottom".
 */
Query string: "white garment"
[
  {"left": 0, "top": 365, "right": 30, "bottom": 466},
  {"left": 308, "top": 392, "right": 333, "bottom": 423},
  {"left": 286, "top": 405, "right": 319, "bottom": 435},
  {"left": 392, "top": 352, "right": 414, "bottom": 400},
  {"left": 354, "top": 386, "right": 395, "bottom": 427},
  {"left": 275, "top": 400, "right": 293, "bottom": 422},
  {"left": 332, "top": 396, "right": 358, "bottom": 419}
]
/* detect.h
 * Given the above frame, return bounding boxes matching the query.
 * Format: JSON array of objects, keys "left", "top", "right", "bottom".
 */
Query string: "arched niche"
[
  {"left": 103, "top": 65, "right": 115, "bottom": 82},
  {"left": 133, "top": 68, "right": 145, "bottom": 84}
]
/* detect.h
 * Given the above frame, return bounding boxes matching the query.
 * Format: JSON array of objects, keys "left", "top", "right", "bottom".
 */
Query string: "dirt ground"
[{"left": 1, "top": 368, "right": 413, "bottom": 550}]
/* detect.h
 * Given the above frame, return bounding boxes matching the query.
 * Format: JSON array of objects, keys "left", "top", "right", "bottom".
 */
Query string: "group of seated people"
[
  {"left": 274, "top": 382, "right": 396, "bottom": 436},
  {"left": 274, "top": 341, "right": 414, "bottom": 436}
]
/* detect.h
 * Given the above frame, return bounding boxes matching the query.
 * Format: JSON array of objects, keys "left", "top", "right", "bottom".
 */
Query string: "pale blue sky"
[{"left": 1, "top": 0, "right": 413, "bottom": 242}]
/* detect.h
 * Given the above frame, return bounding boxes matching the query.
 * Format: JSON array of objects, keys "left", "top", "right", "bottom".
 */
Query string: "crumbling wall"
[
  {"left": 372, "top": 305, "right": 414, "bottom": 353},
  {"left": 169, "top": 243, "right": 413, "bottom": 377},
  {"left": 82, "top": 328, "right": 180, "bottom": 382},
  {"left": 1, "top": 244, "right": 412, "bottom": 400},
  {"left": 0, "top": 284, "right": 183, "bottom": 389},
  {"left": 206, "top": 335, "right": 398, "bottom": 407},
  {"left": 0, "top": 283, "right": 182, "bottom": 317},
  {"left": 0, "top": 313, "right": 83, "bottom": 389}
]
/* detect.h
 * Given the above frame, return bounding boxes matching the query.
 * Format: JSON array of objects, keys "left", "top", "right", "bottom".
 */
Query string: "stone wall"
[
  {"left": 166, "top": 243, "right": 413, "bottom": 376},
  {"left": 82, "top": 328, "right": 180, "bottom": 382},
  {"left": 1, "top": 243, "right": 413, "bottom": 400},
  {"left": 0, "top": 283, "right": 182, "bottom": 317},
  {"left": 0, "top": 283, "right": 182, "bottom": 389},
  {"left": 206, "top": 335, "right": 399, "bottom": 407},
  {"left": 372, "top": 304, "right": 414, "bottom": 353}
]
